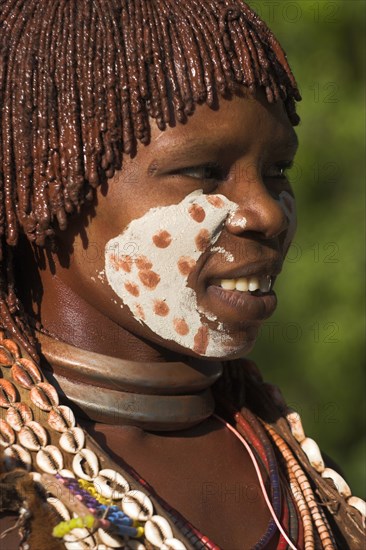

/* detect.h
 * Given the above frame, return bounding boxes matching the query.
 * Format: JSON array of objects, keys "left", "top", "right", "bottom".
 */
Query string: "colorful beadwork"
[
  {"left": 0, "top": 335, "right": 188, "bottom": 549},
  {"left": 53, "top": 475, "right": 145, "bottom": 540},
  {"left": 53, "top": 515, "right": 95, "bottom": 538},
  {"left": 1, "top": 333, "right": 365, "bottom": 549}
]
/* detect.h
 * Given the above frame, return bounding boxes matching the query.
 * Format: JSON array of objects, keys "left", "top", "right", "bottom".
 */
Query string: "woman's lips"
[{"left": 205, "top": 284, "right": 277, "bottom": 322}]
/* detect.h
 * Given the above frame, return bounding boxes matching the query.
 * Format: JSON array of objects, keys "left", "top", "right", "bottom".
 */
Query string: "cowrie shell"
[
  {"left": 93, "top": 468, "right": 129, "bottom": 500},
  {"left": 122, "top": 490, "right": 153, "bottom": 521},
  {"left": 347, "top": 496, "right": 366, "bottom": 520},
  {"left": 4, "top": 444, "right": 32, "bottom": 470},
  {"left": 64, "top": 541, "right": 92, "bottom": 550},
  {"left": 11, "top": 359, "right": 42, "bottom": 389},
  {"left": 2, "top": 339, "right": 21, "bottom": 359},
  {"left": 0, "top": 419, "right": 15, "bottom": 447},
  {"left": 30, "top": 472, "right": 42, "bottom": 483},
  {"left": 300, "top": 437, "right": 325, "bottom": 473},
  {"left": 59, "top": 427, "right": 85, "bottom": 454},
  {"left": 19, "top": 421, "right": 48, "bottom": 451},
  {"left": 59, "top": 469, "right": 76, "bottom": 478},
  {"left": 0, "top": 379, "right": 17, "bottom": 407},
  {"left": 73, "top": 449, "right": 99, "bottom": 481},
  {"left": 48, "top": 405, "right": 76, "bottom": 432},
  {"left": 97, "top": 528, "right": 125, "bottom": 548},
  {"left": 64, "top": 528, "right": 95, "bottom": 549},
  {"left": 0, "top": 346, "right": 14, "bottom": 367},
  {"left": 321, "top": 468, "right": 352, "bottom": 498},
  {"left": 47, "top": 497, "right": 71, "bottom": 521},
  {"left": 145, "top": 515, "right": 173, "bottom": 546},
  {"left": 286, "top": 409, "right": 306, "bottom": 443},
  {"left": 6, "top": 402, "right": 33, "bottom": 431},
  {"left": 30, "top": 382, "right": 59, "bottom": 411},
  {"left": 161, "top": 538, "right": 187, "bottom": 550},
  {"left": 36, "top": 445, "right": 64, "bottom": 474}
]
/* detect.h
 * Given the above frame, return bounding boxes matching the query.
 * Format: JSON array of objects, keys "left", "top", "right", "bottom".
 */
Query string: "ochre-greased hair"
[
  {"left": 0, "top": 0, "right": 300, "bottom": 352},
  {"left": 1, "top": 7, "right": 365, "bottom": 547}
]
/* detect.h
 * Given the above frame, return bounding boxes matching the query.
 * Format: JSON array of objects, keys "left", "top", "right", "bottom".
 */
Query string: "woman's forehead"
[
  {"left": 147, "top": 93, "right": 298, "bottom": 160},
  {"left": 0, "top": 0, "right": 300, "bottom": 248}
]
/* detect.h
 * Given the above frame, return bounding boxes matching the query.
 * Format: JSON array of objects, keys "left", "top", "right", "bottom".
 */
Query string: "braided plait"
[{"left": 0, "top": 0, "right": 300, "bottom": 372}]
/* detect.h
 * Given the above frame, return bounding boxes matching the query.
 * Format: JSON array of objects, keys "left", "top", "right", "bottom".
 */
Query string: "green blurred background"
[{"left": 246, "top": 1, "right": 365, "bottom": 495}]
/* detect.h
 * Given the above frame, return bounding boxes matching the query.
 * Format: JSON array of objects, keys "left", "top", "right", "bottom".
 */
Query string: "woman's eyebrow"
[
  {"left": 164, "top": 136, "right": 227, "bottom": 156},
  {"left": 148, "top": 137, "right": 227, "bottom": 172},
  {"left": 148, "top": 128, "right": 299, "bottom": 174}
]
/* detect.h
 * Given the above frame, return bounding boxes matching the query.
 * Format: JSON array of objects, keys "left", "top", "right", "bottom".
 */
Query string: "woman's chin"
[
  {"left": 121, "top": 310, "right": 261, "bottom": 362},
  {"left": 164, "top": 332, "right": 259, "bottom": 362},
  {"left": 195, "top": 339, "right": 258, "bottom": 361}
]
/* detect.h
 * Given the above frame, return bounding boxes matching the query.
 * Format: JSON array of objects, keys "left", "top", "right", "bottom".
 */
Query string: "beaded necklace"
[
  {"left": 214, "top": 362, "right": 366, "bottom": 549},
  {"left": 0, "top": 334, "right": 190, "bottom": 549},
  {"left": 1, "top": 333, "right": 365, "bottom": 549}
]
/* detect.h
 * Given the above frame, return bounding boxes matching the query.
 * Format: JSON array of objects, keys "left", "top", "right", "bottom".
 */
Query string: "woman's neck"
[
  {"left": 38, "top": 330, "right": 223, "bottom": 431},
  {"left": 17, "top": 238, "right": 225, "bottom": 430}
]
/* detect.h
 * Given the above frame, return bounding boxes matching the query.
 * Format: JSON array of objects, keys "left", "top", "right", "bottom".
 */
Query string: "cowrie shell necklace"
[{"left": 0, "top": 333, "right": 188, "bottom": 550}]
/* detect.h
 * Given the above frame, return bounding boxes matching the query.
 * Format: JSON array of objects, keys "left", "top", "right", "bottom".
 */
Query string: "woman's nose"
[{"left": 224, "top": 173, "right": 290, "bottom": 240}]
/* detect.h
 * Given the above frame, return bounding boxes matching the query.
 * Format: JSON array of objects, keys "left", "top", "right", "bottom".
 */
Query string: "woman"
[{"left": 0, "top": 1, "right": 364, "bottom": 548}]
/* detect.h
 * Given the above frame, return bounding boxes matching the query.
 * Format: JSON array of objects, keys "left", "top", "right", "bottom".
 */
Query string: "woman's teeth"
[{"left": 219, "top": 276, "right": 272, "bottom": 293}]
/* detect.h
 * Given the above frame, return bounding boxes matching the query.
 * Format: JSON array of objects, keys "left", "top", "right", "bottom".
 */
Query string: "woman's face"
[{"left": 57, "top": 92, "right": 298, "bottom": 360}]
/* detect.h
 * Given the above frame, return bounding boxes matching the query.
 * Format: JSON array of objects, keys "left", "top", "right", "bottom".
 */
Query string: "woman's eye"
[
  {"left": 263, "top": 162, "right": 294, "bottom": 198},
  {"left": 178, "top": 164, "right": 224, "bottom": 182},
  {"left": 265, "top": 162, "right": 293, "bottom": 179}
]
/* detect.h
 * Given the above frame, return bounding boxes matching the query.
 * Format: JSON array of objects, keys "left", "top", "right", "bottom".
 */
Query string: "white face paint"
[
  {"left": 105, "top": 190, "right": 294, "bottom": 357},
  {"left": 227, "top": 210, "right": 248, "bottom": 229},
  {"left": 210, "top": 246, "right": 235, "bottom": 263},
  {"left": 105, "top": 191, "right": 244, "bottom": 357}
]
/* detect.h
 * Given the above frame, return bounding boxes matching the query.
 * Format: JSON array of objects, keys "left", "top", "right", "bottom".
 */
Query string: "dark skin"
[
  {"left": 8, "top": 92, "right": 298, "bottom": 548},
  {"left": 21, "top": 92, "right": 298, "bottom": 361}
]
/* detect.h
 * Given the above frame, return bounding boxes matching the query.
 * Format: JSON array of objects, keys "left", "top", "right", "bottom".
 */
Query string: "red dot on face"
[
  {"left": 124, "top": 282, "right": 140, "bottom": 297},
  {"left": 138, "top": 270, "right": 161, "bottom": 290},
  {"left": 173, "top": 318, "right": 190, "bottom": 336},
  {"left": 152, "top": 230, "right": 172, "bottom": 248},
  {"left": 207, "top": 195, "right": 224, "bottom": 208},
  {"left": 119, "top": 255, "right": 133, "bottom": 273},
  {"left": 110, "top": 254, "right": 119, "bottom": 270},
  {"left": 195, "top": 229, "right": 211, "bottom": 252},
  {"left": 153, "top": 300, "right": 170, "bottom": 317},
  {"left": 110, "top": 254, "right": 133, "bottom": 273},
  {"left": 134, "top": 304, "right": 145, "bottom": 320},
  {"left": 177, "top": 257, "right": 196, "bottom": 276},
  {"left": 193, "top": 325, "right": 209, "bottom": 355},
  {"left": 135, "top": 255, "right": 153, "bottom": 271},
  {"left": 188, "top": 203, "right": 206, "bottom": 223}
]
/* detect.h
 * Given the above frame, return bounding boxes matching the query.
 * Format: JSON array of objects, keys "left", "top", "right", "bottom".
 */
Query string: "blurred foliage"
[{"left": 246, "top": 1, "right": 365, "bottom": 494}]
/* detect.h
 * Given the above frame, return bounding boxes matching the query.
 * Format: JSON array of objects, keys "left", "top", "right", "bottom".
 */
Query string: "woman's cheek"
[{"left": 104, "top": 190, "right": 246, "bottom": 357}]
